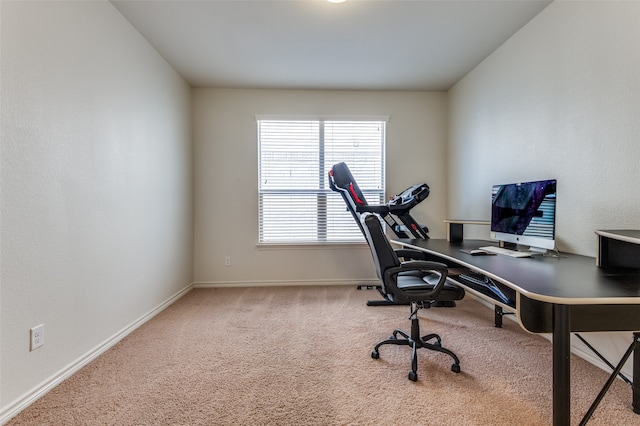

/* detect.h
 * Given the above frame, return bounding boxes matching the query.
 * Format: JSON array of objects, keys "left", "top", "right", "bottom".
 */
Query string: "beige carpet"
[{"left": 8, "top": 286, "right": 639, "bottom": 425}]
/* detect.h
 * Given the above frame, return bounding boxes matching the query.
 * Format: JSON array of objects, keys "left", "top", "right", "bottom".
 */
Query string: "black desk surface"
[
  {"left": 394, "top": 239, "right": 640, "bottom": 305},
  {"left": 398, "top": 238, "right": 640, "bottom": 424}
]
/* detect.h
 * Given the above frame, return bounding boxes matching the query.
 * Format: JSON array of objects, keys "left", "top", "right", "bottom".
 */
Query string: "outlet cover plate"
[{"left": 30, "top": 324, "right": 44, "bottom": 351}]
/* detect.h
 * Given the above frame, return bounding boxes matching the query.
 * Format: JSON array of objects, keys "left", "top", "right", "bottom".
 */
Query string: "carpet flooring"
[{"left": 7, "top": 286, "right": 640, "bottom": 425}]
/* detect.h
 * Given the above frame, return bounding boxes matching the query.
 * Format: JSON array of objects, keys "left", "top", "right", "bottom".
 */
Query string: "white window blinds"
[{"left": 258, "top": 118, "right": 386, "bottom": 243}]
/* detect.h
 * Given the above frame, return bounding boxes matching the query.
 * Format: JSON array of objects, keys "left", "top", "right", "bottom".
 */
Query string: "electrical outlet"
[
  {"left": 30, "top": 324, "right": 44, "bottom": 351},
  {"left": 224, "top": 256, "right": 231, "bottom": 267}
]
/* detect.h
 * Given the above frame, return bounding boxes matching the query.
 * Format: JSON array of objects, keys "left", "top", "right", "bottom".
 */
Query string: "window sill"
[{"left": 256, "top": 242, "right": 369, "bottom": 250}]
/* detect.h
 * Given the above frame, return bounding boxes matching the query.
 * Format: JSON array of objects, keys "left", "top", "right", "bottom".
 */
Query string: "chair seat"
[{"left": 397, "top": 274, "right": 465, "bottom": 301}]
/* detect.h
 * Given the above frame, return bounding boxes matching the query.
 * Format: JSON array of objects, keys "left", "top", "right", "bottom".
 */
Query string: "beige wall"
[
  {"left": 1, "top": 1, "right": 193, "bottom": 418},
  {"left": 448, "top": 1, "right": 640, "bottom": 378},
  {"left": 448, "top": 1, "right": 640, "bottom": 256},
  {"left": 193, "top": 89, "right": 448, "bottom": 285},
  {"left": 5, "top": 0, "right": 639, "bottom": 420}
]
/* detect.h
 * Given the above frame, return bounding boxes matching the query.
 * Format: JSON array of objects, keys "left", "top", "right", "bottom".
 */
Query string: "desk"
[{"left": 392, "top": 238, "right": 640, "bottom": 426}]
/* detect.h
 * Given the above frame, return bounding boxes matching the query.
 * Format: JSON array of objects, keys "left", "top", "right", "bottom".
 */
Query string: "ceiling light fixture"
[{"left": 327, "top": 0, "right": 346, "bottom": 3}]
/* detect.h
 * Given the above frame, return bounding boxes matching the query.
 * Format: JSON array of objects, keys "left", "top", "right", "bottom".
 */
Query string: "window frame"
[{"left": 256, "top": 115, "right": 388, "bottom": 245}]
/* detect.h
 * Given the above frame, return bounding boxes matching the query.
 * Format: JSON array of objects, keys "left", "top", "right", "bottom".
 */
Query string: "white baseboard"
[
  {"left": 193, "top": 278, "right": 380, "bottom": 288},
  {"left": 0, "top": 283, "right": 194, "bottom": 426}
]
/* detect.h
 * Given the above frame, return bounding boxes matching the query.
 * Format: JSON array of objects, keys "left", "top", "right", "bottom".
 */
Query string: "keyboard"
[
  {"left": 479, "top": 246, "right": 533, "bottom": 258},
  {"left": 457, "top": 272, "right": 515, "bottom": 305}
]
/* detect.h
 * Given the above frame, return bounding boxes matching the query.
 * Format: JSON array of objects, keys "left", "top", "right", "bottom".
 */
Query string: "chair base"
[{"left": 371, "top": 309, "right": 461, "bottom": 381}]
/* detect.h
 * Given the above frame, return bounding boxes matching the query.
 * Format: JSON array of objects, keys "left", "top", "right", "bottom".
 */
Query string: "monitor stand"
[
  {"left": 497, "top": 241, "right": 546, "bottom": 257},
  {"left": 529, "top": 246, "right": 548, "bottom": 255}
]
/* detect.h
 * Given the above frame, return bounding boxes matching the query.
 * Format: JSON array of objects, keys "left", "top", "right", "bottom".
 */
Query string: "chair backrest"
[
  {"left": 329, "top": 163, "right": 369, "bottom": 234},
  {"left": 329, "top": 162, "right": 369, "bottom": 236},
  {"left": 328, "top": 162, "right": 368, "bottom": 208},
  {"left": 361, "top": 213, "right": 401, "bottom": 284}
]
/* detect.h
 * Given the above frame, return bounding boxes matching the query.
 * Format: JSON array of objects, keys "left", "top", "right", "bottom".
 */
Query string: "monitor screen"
[{"left": 490, "top": 179, "right": 557, "bottom": 251}]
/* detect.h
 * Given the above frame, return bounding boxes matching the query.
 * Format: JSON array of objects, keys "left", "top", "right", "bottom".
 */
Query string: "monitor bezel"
[{"left": 489, "top": 179, "right": 557, "bottom": 252}]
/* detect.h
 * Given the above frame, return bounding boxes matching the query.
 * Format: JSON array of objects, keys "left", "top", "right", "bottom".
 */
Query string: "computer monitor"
[{"left": 490, "top": 179, "right": 557, "bottom": 253}]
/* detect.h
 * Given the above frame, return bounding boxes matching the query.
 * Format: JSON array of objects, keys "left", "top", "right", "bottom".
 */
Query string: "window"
[{"left": 257, "top": 117, "right": 386, "bottom": 243}]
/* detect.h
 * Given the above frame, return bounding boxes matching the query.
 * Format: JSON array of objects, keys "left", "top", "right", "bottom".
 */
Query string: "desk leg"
[
  {"left": 494, "top": 305, "right": 503, "bottom": 328},
  {"left": 634, "top": 332, "right": 640, "bottom": 414},
  {"left": 553, "top": 304, "right": 571, "bottom": 426}
]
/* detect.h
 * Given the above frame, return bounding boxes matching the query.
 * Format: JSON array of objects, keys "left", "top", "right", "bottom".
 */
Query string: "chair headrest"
[{"left": 328, "top": 162, "right": 368, "bottom": 206}]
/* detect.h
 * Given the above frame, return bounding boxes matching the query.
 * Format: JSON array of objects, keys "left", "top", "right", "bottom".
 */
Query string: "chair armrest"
[
  {"left": 398, "top": 260, "right": 448, "bottom": 277},
  {"left": 384, "top": 261, "right": 449, "bottom": 300},
  {"left": 394, "top": 249, "right": 427, "bottom": 261}
]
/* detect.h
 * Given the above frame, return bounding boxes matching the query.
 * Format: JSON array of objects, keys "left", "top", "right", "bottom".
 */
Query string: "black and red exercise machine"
[{"left": 328, "top": 162, "right": 431, "bottom": 240}]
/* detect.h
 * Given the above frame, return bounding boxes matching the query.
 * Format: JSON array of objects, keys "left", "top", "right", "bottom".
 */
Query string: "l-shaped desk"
[{"left": 391, "top": 237, "right": 640, "bottom": 426}]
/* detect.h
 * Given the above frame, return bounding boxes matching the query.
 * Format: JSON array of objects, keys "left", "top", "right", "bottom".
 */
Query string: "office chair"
[
  {"left": 329, "top": 162, "right": 447, "bottom": 306},
  {"left": 361, "top": 213, "right": 465, "bottom": 381}
]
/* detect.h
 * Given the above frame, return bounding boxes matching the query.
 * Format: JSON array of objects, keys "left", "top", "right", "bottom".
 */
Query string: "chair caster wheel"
[
  {"left": 451, "top": 364, "right": 461, "bottom": 373},
  {"left": 371, "top": 350, "right": 379, "bottom": 359},
  {"left": 408, "top": 371, "right": 418, "bottom": 382}
]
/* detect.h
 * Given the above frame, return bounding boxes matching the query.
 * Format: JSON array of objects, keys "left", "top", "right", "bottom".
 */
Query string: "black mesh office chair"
[
  {"left": 361, "top": 213, "right": 465, "bottom": 381},
  {"left": 329, "top": 162, "right": 443, "bottom": 306}
]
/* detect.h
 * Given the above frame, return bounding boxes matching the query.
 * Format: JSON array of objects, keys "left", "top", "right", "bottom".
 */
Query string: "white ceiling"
[{"left": 111, "top": 0, "right": 552, "bottom": 91}]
